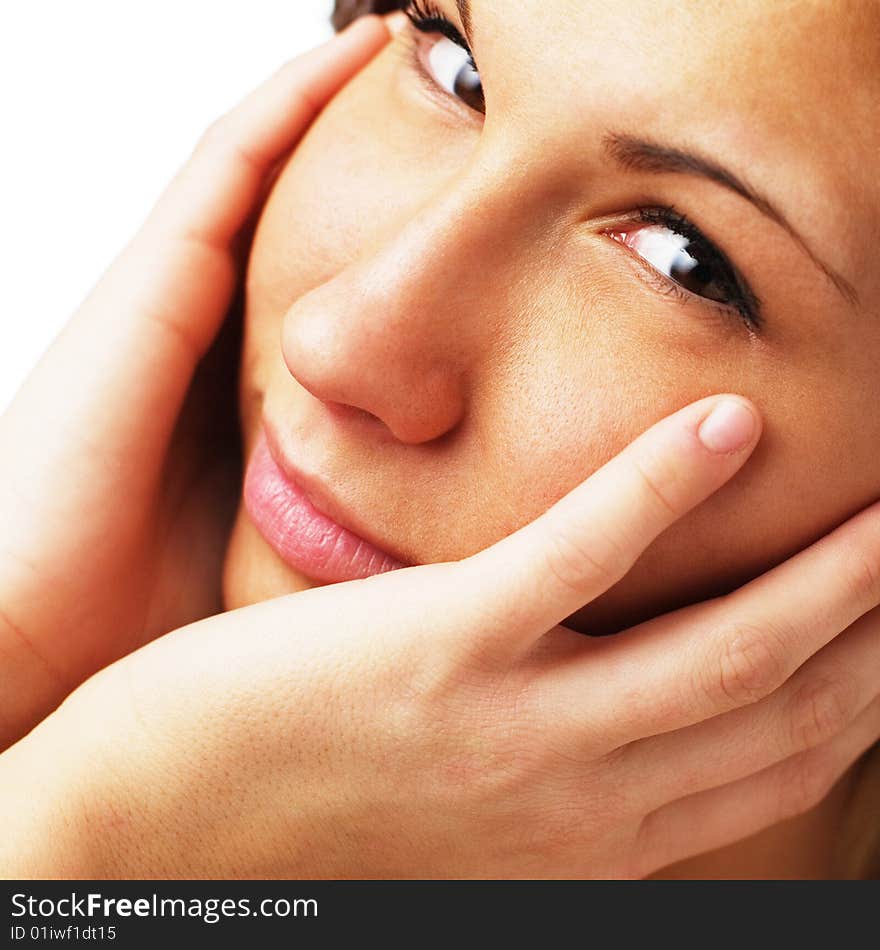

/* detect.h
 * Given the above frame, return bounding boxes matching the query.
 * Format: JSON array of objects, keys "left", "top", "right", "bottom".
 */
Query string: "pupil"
[
  {"left": 670, "top": 246, "right": 724, "bottom": 302},
  {"left": 454, "top": 64, "right": 484, "bottom": 112}
]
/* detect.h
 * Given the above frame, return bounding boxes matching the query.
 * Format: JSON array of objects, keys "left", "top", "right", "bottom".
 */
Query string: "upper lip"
[{"left": 260, "top": 419, "right": 413, "bottom": 567}]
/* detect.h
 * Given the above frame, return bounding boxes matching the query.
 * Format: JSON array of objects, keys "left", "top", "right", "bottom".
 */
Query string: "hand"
[
  {"left": 0, "top": 16, "right": 392, "bottom": 749},
  {"left": 5, "top": 395, "right": 879, "bottom": 878}
]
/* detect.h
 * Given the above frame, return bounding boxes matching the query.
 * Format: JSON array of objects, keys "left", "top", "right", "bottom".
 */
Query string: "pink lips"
[{"left": 243, "top": 430, "right": 407, "bottom": 584}]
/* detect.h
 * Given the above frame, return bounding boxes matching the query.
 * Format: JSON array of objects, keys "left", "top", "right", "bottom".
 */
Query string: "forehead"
[
  {"left": 472, "top": 0, "right": 874, "bottom": 132},
  {"left": 465, "top": 0, "right": 878, "bottom": 293},
  {"left": 470, "top": 1, "right": 875, "bottom": 72}
]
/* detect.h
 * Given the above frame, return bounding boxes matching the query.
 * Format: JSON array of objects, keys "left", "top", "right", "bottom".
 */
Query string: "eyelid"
[
  {"left": 649, "top": 210, "right": 758, "bottom": 324},
  {"left": 398, "top": 16, "right": 485, "bottom": 123},
  {"left": 405, "top": 1, "right": 471, "bottom": 53},
  {"left": 400, "top": 23, "right": 484, "bottom": 124},
  {"left": 601, "top": 225, "right": 763, "bottom": 338}
]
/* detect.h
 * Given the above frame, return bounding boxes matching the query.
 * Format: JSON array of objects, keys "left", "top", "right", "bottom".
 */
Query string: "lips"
[{"left": 243, "top": 427, "right": 408, "bottom": 584}]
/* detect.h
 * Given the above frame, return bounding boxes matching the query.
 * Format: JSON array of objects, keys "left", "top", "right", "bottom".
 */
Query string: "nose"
[{"left": 280, "top": 170, "right": 517, "bottom": 445}]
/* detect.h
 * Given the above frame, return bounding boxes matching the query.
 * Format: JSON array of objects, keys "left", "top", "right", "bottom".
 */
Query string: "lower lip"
[{"left": 243, "top": 431, "right": 407, "bottom": 584}]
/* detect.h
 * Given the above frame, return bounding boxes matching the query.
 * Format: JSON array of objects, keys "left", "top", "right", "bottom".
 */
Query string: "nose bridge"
[
  {"left": 281, "top": 148, "right": 543, "bottom": 444},
  {"left": 349, "top": 151, "right": 530, "bottom": 343}
]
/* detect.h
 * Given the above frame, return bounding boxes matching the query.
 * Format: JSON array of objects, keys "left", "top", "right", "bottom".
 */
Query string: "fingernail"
[{"left": 698, "top": 399, "right": 757, "bottom": 454}]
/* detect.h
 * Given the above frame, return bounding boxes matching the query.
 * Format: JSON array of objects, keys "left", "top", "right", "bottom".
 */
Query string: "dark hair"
[{"left": 332, "top": 1, "right": 402, "bottom": 31}]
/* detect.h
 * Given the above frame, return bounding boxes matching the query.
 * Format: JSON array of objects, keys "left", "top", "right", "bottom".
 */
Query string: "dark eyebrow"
[
  {"left": 455, "top": 0, "right": 473, "bottom": 46},
  {"left": 604, "top": 132, "right": 858, "bottom": 306}
]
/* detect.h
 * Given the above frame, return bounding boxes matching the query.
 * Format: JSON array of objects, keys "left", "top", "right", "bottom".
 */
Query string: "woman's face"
[{"left": 223, "top": 0, "right": 879, "bottom": 634}]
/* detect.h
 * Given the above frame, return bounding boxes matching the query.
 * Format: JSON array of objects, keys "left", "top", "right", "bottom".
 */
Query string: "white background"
[{"left": 0, "top": 1, "right": 335, "bottom": 412}]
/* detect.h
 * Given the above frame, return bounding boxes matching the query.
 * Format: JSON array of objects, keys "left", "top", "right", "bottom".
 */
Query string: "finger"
[
  {"left": 620, "top": 606, "right": 880, "bottom": 810},
  {"left": 634, "top": 695, "right": 880, "bottom": 878},
  {"left": 144, "top": 15, "right": 389, "bottom": 253},
  {"left": 2, "top": 17, "right": 389, "bottom": 456},
  {"left": 456, "top": 395, "right": 761, "bottom": 653},
  {"left": 545, "top": 498, "right": 880, "bottom": 747},
  {"left": 0, "top": 18, "right": 389, "bottom": 546}
]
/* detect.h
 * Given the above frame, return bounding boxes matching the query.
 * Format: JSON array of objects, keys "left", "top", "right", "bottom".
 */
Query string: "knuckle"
[
  {"left": 541, "top": 518, "right": 631, "bottom": 599},
  {"left": 632, "top": 809, "right": 669, "bottom": 879},
  {"left": 708, "top": 620, "right": 790, "bottom": 709},
  {"left": 777, "top": 751, "right": 836, "bottom": 821},
  {"left": 787, "top": 674, "right": 857, "bottom": 752},
  {"left": 632, "top": 454, "right": 681, "bottom": 522},
  {"left": 194, "top": 118, "right": 261, "bottom": 173},
  {"left": 195, "top": 116, "right": 227, "bottom": 153},
  {"left": 843, "top": 548, "right": 880, "bottom": 606}
]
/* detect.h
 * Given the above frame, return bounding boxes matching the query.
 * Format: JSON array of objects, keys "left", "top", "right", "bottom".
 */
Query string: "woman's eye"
[
  {"left": 609, "top": 223, "right": 739, "bottom": 309},
  {"left": 423, "top": 35, "right": 484, "bottom": 113},
  {"left": 405, "top": 2, "right": 485, "bottom": 113}
]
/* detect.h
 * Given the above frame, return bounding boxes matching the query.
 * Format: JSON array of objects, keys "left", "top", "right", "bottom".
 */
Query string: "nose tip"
[{"left": 280, "top": 278, "right": 468, "bottom": 445}]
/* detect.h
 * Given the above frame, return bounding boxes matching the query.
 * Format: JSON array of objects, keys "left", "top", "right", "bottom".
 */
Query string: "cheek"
[
  {"left": 486, "top": 283, "right": 880, "bottom": 635},
  {"left": 569, "top": 352, "right": 880, "bottom": 635},
  {"left": 462, "top": 281, "right": 717, "bottom": 557}
]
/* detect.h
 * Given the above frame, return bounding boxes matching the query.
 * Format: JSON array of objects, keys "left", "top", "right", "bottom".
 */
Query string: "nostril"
[
  {"left": 324, "top": 400, "right": 383, "bottom": 429},
  {"left": 279, "top": 270, "right": 469, "bottom": 447}
]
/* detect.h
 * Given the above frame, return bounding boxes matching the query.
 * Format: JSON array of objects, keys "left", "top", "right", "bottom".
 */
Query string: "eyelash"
[
  {"left": 620, "top": 207, "right": 762, "bottom": 331},
  {"left": 405, "top": 1, "right": 474, "bottom": 61},
  {"left": 401, "top": 4, "right": 761, "bottom": 333}
]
